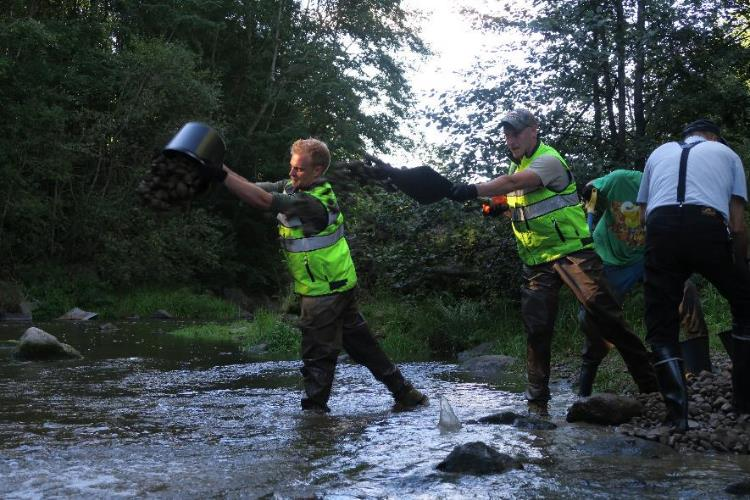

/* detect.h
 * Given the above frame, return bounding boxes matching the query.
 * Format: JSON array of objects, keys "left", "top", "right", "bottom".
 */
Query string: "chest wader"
[
  {"left": 506, "top": 143, "right": 591, "bottom": 403},
  {"left": 278, "top": 181, "right": 427, "bottom": 412}
]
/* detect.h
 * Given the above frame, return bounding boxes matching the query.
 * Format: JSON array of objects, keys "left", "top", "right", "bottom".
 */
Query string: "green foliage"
[
  {"left": 102, "top": 287, "right": 237, "bottom": 320},
  {"left": 433, "top": 0, "right": 750, "bottom": 180},
  {"left": 0, "top": 1, "right": 425, "bottom": 298},
  {"left": 343, "top": 188, "right": 523, "bottom": 299},
  {"left": 361, "top": 291, "right": 526, "bottom": 359},
  {"left": 168, "top": 309, "right": 300, "bottom": 356}
]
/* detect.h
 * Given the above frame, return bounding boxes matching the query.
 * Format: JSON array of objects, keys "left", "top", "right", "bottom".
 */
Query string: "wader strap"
[{"left": 677, "top": 141, "right": 700, "bottom": 204}]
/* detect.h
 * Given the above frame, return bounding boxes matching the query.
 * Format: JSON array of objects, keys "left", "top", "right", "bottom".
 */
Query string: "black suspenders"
[{"left": 677, "top": 140, "right": 701, "bottom": 204}]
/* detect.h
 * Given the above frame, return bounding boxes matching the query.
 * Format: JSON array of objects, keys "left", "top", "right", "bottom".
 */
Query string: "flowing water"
[{"left": 1, "top": 321, "right": 749, "bottom": 499}]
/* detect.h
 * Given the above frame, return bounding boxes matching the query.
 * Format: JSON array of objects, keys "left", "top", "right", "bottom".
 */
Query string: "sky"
[{"left": 381, "top": 0, "right": 520, "bottom": 167}]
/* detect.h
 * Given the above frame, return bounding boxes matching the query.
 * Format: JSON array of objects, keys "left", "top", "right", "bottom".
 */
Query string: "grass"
[
  {"left": 26, "top": 282, "right": 238, "bottom": 321},
  {"left": 101, "top": 287, "right": 238, "bottom": 320},
  {"left": 168, "top": 309, "right": 300, "bottom": 356}
]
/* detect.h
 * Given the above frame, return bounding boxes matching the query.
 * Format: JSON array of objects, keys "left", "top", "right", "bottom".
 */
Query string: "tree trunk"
[
  {"left": 592, "top": 29, "right": 603, "bottom": 149},
  {"left": 614, "top": 0, "right": 628, "bottom": 163},
  {"left": 633, "top": 0, "right": 645, "bottom": 137}
]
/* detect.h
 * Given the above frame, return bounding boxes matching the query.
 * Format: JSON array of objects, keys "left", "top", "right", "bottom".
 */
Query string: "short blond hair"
[{"left": 290, "top": 138, "right": 331, "bottom": 171}]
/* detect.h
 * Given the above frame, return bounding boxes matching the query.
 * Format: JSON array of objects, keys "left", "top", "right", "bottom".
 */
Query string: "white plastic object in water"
[{"left": 437, "top": 395, "right": 461, "bottom": 432}]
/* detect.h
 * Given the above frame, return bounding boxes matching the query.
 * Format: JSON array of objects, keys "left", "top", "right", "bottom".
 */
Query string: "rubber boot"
[
  {"left": 732, "top": 332, "right": 750, "bottom": 413},
  {"left": 577, "top": 361, "right": 599, "bottom": 397},
  {"left": 300, "top": 360, "right": 336, "bottom": 413},
  {"left": 652, "top": 344, "right": 689, "bottom": 432},
  {"left": 392, "top": 382, "right": 429, "bottom": 411},
  {"left": 679, "top": 335, "right": 712, "bottom": 374}
]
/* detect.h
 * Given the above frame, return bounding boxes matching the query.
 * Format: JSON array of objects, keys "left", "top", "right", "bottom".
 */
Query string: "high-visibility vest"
[
  {"left": 506, "top": 142, "right": 593, "bottom": 266},
  {"left": 277, "top": 180, "right": 357, "bottom": 296}
]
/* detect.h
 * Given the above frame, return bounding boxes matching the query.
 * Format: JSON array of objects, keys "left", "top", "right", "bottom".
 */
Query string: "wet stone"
[
  {"left": 137, "top": 154, "right": 209, "bottom": 211},
  {"left": 567, "top": 393, "right": 643, "bottom": 425},
  {"left": 477, "top": 411, "right": 557, "bottom": 430},
  {"left": 436, "top": 441, "right": 523, "bottom": 475},
  {"left": 14, "top": 327, "right": 82, "bottom": 361},
  {"left": 726, "top": 480, "right": 750, "bottom": 495}
]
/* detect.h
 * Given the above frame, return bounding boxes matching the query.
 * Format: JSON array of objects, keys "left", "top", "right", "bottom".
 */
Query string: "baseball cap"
[
  {"left": 500, "top": 108, "right": 538, "bottom": 131},
  {"left": 682, "top": 118, "right": 726, "bottom": 144}
]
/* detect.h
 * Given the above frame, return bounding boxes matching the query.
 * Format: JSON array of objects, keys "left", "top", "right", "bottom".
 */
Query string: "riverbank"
[{"left": 6, "top": 278, "right": 735, "bottom": 396}]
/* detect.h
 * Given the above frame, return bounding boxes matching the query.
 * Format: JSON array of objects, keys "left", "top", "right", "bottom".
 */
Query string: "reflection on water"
[{"left": 1, "top": 321, "right": 750, "bottom": 498}]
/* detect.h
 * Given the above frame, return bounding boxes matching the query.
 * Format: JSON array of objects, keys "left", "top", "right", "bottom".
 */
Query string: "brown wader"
[
  {"left": 298, "top": 288, "right": 418, "bottom": 411},
  {"left": 522, "top": 249, "right": 658, "bottom": 402}
]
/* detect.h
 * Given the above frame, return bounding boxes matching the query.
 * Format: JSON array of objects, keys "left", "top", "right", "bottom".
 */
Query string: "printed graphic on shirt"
[{"left": 608, "top": 201, "right": 645, "bottom": 246}]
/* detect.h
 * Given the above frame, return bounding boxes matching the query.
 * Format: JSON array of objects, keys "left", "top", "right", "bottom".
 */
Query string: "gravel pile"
[
  {"left": 619, "top": 359, "right": 750, "bottom": 453},
  {"left": 137, "top": 154, "right": 209, "bottom": 211}
]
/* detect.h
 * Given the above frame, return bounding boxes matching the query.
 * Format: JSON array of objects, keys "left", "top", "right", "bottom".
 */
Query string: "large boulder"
[
  {"left": 567, "top": 393, "right": 643, "bottom": 425},
  {"left": 436, "top": 441, "right": 523, "bottom": 475},
  {"left": 14, "top": 327, "right": 82, "bottom": 361},
  {"left": 460, "top": 355, "right": 516, "bottom": 382},
  {"left": 478, "top": 411, "right": 557, "bottom": 430}
]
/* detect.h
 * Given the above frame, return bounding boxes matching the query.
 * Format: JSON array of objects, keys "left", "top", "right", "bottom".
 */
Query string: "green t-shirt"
[{"left": 590, "top": 169, "right": 645, "bottom": 266}]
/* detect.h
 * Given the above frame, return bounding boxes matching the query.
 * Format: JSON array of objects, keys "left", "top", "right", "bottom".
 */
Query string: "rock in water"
[
  {"left": 567, "top": 393, "right": 643, "bottom": 425},
  {"left": 14, "top": 327, "right": 82, "bottom": 361},
  {"left": 438, "top": 396, "right": 461, "bottom": 432},
  {"left": 436, "top": 442, "right": 523, "bottom": 475},
  {"left": 726, "top": 480, "right": 750, "bottom": 495},
  {"left": 478, "top": 411, "right": 557, "bottom": 430},
  {"left": 58, "top": 307, "right": 97, "bottom": 321},
  {"left": 459, "top": 355, "right": 516, "bottom": 382}
]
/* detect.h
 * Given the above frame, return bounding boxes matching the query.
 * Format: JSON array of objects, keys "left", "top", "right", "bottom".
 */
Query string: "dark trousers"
[
  {"left": 644, "top": 205, "right": 750, "bottom": 347},
  {"left": 522, "top": 249, "right": 657, "bottom": 402},
  {"left": 298, "top": 288, "right": 405, "bottom": 408},
  {"left": 580, "top": 270, "right": 708, "bottom": 364}
]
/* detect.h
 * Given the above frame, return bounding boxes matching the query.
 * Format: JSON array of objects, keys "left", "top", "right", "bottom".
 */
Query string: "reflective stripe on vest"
[
  {"left": 277, "top": 180, "right": 357, "bottom": 296},
  {"left": 504, "top": 142, "right": 593, "bottom": 266},
  {"left": 511, "top": 192, "right": 581, "bottom": 222},
  {"left": 281, "top": 224, "right": 345, "bottom": 252}
]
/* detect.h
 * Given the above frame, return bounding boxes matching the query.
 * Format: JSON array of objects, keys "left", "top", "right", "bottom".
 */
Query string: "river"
[{"left": 1, "top": 321, "right": 749, "bottom": 498}]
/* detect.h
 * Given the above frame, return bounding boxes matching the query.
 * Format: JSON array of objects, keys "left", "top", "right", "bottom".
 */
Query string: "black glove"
[
  {"left": 447, "top": 183, "right": 478, "bottom": 202},
  {"left": 198, "top": 161, "right": 228, "bottom": 183},
  {"left": 364, "top": 153, "right": 399, "bottom": 180}
]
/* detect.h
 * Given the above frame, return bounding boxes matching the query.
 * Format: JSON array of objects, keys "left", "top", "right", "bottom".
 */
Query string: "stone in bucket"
[{"left": 137, "top": 122, "right": 226, "bottom": 211}]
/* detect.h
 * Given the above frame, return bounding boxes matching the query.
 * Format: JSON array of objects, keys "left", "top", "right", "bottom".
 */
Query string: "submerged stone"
[
  {"left": 726, "top": 480, "right": 750, "bottom": 495},
  {"left": 478, "top": 411, "right": 557, "bottom": 430},
  {"left": 436, "top": 441, "right": 523, "bottom": 475}
]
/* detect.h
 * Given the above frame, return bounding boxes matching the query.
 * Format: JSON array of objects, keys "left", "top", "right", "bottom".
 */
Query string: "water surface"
[{"left": 1, "top": 321, "right": 748, "bottom": 498}]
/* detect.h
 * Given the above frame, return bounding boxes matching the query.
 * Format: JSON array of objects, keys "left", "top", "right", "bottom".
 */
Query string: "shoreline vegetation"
[{"left": 11, "top": 281, "right": 734, "bottom": 396}]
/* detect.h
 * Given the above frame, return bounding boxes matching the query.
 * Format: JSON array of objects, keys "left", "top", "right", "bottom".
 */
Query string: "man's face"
[
  {"left": 289, "top": 153, "right": 323, "bottom": 189},
  {"left": 503, "top": 124, "right": 538, "bottom": 160}
]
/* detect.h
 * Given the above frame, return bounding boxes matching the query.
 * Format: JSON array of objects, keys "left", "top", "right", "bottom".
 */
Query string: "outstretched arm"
[
  {"left": 476, "top": 170, "right": 542, "bottom": 197},
  {"left": 221, "top": 165, "right": 273, "bottom": 210}
]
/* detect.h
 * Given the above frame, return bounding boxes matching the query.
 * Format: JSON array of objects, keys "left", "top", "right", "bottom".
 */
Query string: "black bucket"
[
  {"left": 163, "top": 122, "right": 225, "bottom": 168},
  {"left": 680, "top": 335, "right": 712, "bottom": 374},
  {"left": 389, "top": 165, "right": 453, "bottom": 204},
  {"left": 719, "top": 329, "right": 735, "bottom": 362}
]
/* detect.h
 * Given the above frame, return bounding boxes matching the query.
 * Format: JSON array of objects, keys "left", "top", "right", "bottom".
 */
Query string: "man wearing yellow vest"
[
  {"left": 447, "top": 108, "right": 657, "bottom": 413},
  {"left": 201, "top": 138, "right": 428, "bottom": 413}
]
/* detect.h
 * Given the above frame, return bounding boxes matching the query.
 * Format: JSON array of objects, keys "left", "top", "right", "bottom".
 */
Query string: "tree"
[{"left": 432, "top": 0, "right": 750, "bottom": 181}]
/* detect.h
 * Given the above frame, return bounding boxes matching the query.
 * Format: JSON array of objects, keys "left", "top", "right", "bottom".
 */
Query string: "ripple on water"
[{"left": 2, "top": 326, "right": 750, "bottom": 498}]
